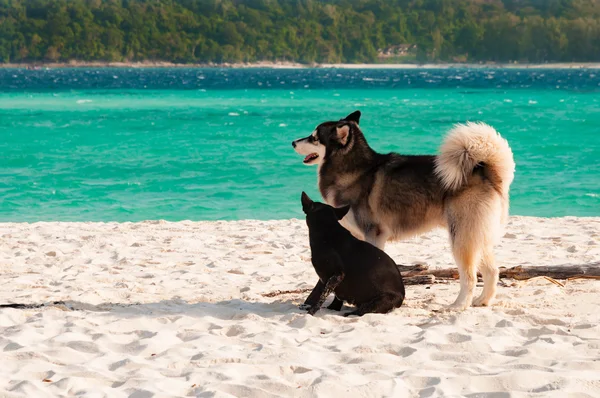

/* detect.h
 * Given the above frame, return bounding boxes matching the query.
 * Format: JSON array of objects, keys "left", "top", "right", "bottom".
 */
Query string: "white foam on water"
[
  {"left": 362, "top": 77, "right": 388, "bottom": 82},
  {"left": 228, "top": 112, "right": 240, "bottom": 116},
  {"left": 76, "top": 100, "right": 92, "bottom": 104}
]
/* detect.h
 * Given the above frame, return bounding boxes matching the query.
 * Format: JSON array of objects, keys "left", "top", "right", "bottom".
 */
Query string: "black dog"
[{"left": 300, "top": 192, "right": 405, "bottom": 316}]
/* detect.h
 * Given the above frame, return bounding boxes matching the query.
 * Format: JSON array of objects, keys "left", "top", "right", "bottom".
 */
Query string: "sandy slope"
[{"left": 0, "top": 217, "right": 599, "bottom": 397}]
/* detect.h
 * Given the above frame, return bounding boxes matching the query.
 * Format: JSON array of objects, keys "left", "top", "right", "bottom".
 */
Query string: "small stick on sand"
[
  {"left": 518, "top": 276, "right": 565, "bottom": 288},
  {"left": 566, "top": 275, "right": 600, "bottom": 281},
  {"left": 261, "top": 288, "right": 314, "bottom": 298}
]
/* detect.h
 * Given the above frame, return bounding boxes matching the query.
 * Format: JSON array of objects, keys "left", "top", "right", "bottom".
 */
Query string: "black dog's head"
[
  {"left": 291, "top": 111, "right": 363, "bottom": 166},
  {"left": 301, "top": 192, "right": 350, "bottom": 228}
]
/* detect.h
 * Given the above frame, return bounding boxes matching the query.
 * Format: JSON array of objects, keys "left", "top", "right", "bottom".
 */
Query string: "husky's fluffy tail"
[{"left": 435, "top": 122, "right": 515, "bottom": 197}]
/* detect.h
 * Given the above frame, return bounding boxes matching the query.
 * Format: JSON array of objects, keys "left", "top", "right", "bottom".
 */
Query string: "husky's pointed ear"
[
  {"left": 301, "top": 191, "right": 314, "bottom": 213},
  {"left": 336, "top": 124, "right": 350, "bottom": 146},
  {"left": 344, "top": 110, "right": 361, "bottom": 125},
  {"left": 334, "top": 205, "right": 351, "bottom": 220}
]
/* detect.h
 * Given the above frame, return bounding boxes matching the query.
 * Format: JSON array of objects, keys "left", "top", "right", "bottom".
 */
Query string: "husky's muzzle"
[{"left": 292, "top": 135, "right": 324, "bottom": 165}]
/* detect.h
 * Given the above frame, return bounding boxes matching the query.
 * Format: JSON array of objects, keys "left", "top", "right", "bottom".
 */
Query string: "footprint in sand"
[
  {"left": 496, "top": 320, "right": 514, "bottom": 328},
  {"left": 446, "top": 332, "right": 472, "bottom": 343},
  {"left": 66, "top": 341, "right": 99, "bottom": 354},
  {"left": 386, "top": 345, "right": 418, "bottom": 358},
  {"left": 129, "top": 390, "right": 154, "bottom": 398},
  {"left": 225, "top": 325, "right": 246, "bottom": 337},
  {"left": 3, "top": 341, "right": 24, "bottom": 351},
  {"left": 109, "top": 359, "right": 132, "bottom": 371},
  {"left": 291, "top": 366, "right": 312, "bottom": 374}
]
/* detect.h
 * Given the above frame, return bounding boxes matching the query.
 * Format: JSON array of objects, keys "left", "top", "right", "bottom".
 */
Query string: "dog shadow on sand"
[{"left": 0, "top": 298, "right": 347, "bottom": 321}]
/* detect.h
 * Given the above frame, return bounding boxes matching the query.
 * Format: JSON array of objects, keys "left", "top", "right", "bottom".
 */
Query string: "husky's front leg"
[
  {"left": 338, "top": 209, "right": 365, "bottom": 240},
  {"left": 364, "top": 227, "right": 389, "bottom": 250}
]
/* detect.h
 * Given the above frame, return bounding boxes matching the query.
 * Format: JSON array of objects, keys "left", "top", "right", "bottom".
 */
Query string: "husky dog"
[
  {"left": 292, "top": 111, "right": 515, "bottom": 310},
  {"left": 300, "top": 192, "right": 405, "bottom": 317}
]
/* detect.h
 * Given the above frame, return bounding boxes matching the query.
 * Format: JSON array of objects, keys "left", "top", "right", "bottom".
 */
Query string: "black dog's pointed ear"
[
  {"left": 301, "top": 191, "right": 314, "bottom": 213},
  {"left": 334, "top": 205, "right": 351, "bottom": 220},
  {"left": 344, "top": 110, "right": 361, "bottom": 125}
]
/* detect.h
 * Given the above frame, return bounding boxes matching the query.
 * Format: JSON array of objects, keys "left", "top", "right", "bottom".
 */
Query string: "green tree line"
[{"left": 1, "top": 0, "right": 600, "bottom": 64}]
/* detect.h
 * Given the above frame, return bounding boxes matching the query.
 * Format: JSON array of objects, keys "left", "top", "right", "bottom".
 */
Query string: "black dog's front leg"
[
  {"left": 299, "top": 280, "right": 325, "bottom": 310},
  {"left": 327, "top": 296, "right": 343, "bottom": 311},
  {"left": 307, "top": 273, "right": 344, "bottom": 316}
]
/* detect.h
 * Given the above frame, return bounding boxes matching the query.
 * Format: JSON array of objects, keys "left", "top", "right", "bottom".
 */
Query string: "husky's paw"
[
  {"left": 444, "top": 301, "right": 471, "bottom": 312},
  {"left": 472, "top": 295, "right": 492, "bottom": 307},
  {"left": 298, "top": 304, "right": 312, "bottom": 311}
]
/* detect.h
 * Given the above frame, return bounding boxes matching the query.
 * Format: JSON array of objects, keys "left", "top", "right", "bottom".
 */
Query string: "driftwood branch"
[
  {"left": 399, "top": 262, "right": 600, "bottom": 282},
  {"left": 404, "top": 274, "right": 436, "bottom": 285},
  {"left": 499, "top": 263, "right": 600, "bottom": 280},
  {"left": 397, "top": 263, "right": 429, "bottom": 273},
  {"left": 262, "top": 263, "right": 600, "bottom": 298}
]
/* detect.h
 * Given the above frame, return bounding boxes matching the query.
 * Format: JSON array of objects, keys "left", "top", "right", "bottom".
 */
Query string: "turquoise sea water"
[{"left": 1, "top": 68, "right": 599, "bottom": 222}]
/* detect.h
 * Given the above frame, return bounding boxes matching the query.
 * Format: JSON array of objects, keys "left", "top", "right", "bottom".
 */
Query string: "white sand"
[{"left": 1, "top": 216, "right": 599, "bottom": 397}]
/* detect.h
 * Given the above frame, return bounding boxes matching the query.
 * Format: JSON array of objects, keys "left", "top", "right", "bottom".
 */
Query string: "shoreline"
[
  {"left": 3, "top": 60, "right": 600, "bottom": 69},
  {"left": 2, "top": 215, "right": 600, "bottom": 225}
]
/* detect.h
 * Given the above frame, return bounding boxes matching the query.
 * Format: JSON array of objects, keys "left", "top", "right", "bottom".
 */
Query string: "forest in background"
[{"left": 1, "top": 0, "right": 600, "bottom": 64}]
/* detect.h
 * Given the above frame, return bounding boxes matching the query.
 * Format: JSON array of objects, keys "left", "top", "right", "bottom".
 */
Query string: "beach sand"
[{"left": 1, "top": 216, "right": 599, "bottom": 397}]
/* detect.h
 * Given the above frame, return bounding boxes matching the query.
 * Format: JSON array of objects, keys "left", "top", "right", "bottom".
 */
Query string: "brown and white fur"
[{"left": 292, "top": 111, "right": 515, "bottom": 310}]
